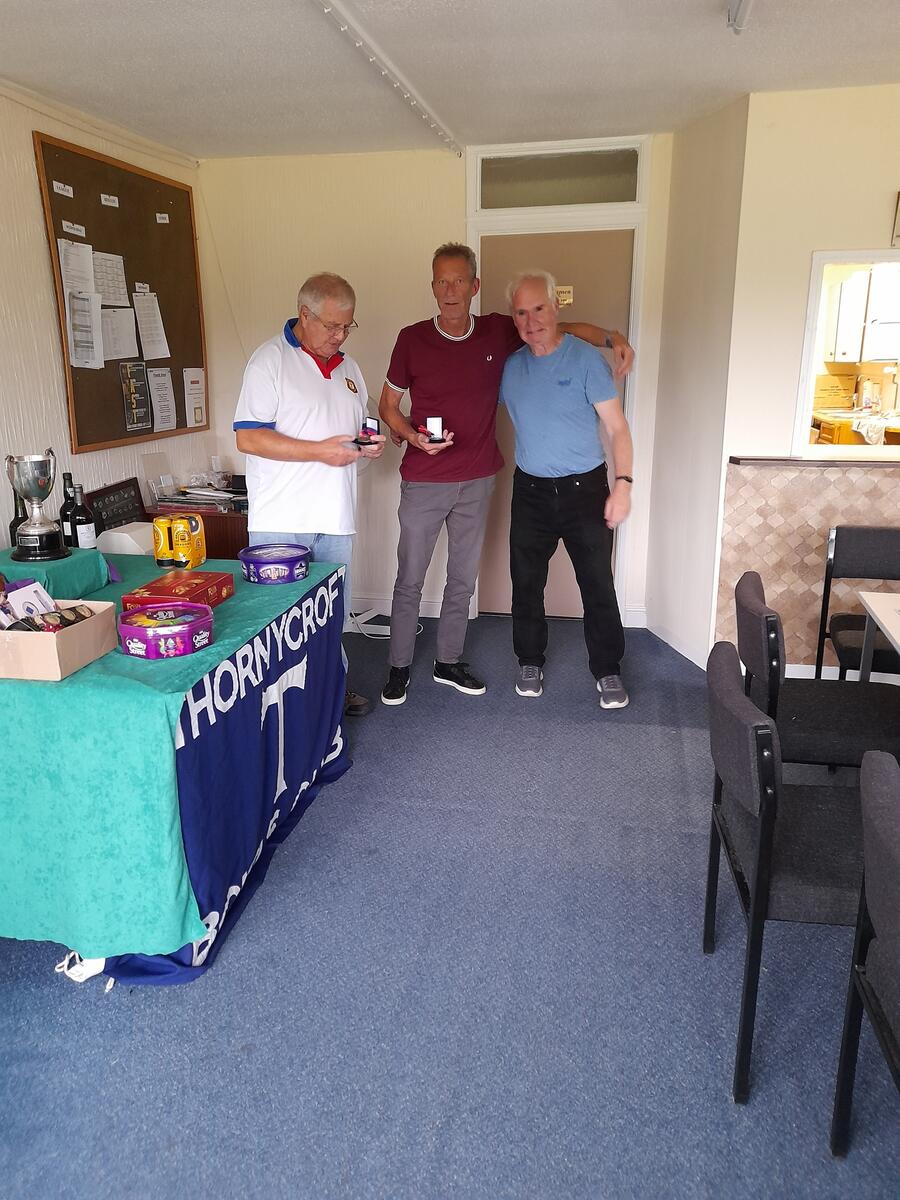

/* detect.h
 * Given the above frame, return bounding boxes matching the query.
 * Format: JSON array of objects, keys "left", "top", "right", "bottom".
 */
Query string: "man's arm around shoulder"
[{"left": 560, "top": 322, "right": 634, "bottom": 378}]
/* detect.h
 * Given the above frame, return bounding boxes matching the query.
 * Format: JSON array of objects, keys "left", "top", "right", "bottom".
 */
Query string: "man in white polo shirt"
[{"left": 234, "top": 272, "right": 385, "bottom": 716}]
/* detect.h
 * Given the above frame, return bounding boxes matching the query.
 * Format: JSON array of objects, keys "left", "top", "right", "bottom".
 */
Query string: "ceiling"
[{"left": 1, "top": 0, "right": 898, "bottom": 158}]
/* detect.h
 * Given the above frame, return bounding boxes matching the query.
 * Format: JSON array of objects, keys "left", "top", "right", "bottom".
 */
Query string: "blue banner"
[{"left": 106, "top": 569, "right": 350, "bottom": 984}]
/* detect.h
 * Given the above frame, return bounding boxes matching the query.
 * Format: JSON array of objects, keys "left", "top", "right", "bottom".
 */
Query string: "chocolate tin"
[
  {"left": 238, "top": 543, "right": 311, "bottom": 585},
  {"left": 117, "top": 602, "right": 214, "bottom": 660}
]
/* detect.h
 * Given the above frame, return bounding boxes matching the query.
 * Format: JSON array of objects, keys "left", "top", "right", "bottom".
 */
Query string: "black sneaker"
[
  {"left": 381, "top": 666, "right": 410, "bottom": 706},
  {"left": 432, "top": 660, "right": 486, "bottom": 695},
  {"left": 344, "top": 689, "right": 371, "bottom": 717}
]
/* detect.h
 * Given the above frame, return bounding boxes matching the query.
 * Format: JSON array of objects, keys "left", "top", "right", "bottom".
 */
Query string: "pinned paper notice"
[
  {"left": 183, "top": 369, "right": 206, "bottom": 427},
  {"left": 100, "top": 193, "right": 119, "bottom": 207},
  {"left": 53, "top": 181, "right": 74, "bottom": 198},
  {"left": 156, "top": 213, "right": 170, "bottom": 224},
  {"left": 133, "top": 292, "right": 170, "bottom": 360},
  {"left": 67, "top": 291, "right": 104, "bottom": 370},
  {"left": 119, "top": 362, "right": 152, "bottom": 432},
  {"left": 62, "top": 220, "right": 86, "bottom": 238},
  {"left": 101, "top": 307, "right": 138, "bottom": 361},
  {"left": 92, "top": 251, "right": 129, "bottom": 307},
  {"left": 148, "top": 368, "right": 177, "bottom": 432},
  {"left": 57, "top": 239, "right": 95, "bottom": 297},
  {"left": 134, "top": 282, "right": 150, "bottom": 293}
]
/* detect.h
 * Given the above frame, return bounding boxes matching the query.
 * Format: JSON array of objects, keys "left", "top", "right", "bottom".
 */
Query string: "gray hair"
[
  {"left": 432, "top": 242, "right": 477, "bottom": 279},
  {"left": 297, "top": 272, "right": 356, "bottom": 314},
  {"left": 506, "top": 269, "right": 558, "bottom": 309}
]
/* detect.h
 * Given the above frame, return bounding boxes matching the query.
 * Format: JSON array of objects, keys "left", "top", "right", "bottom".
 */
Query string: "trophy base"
[{"left": 11, "top": 529, "right": 71, "bottom": 562}]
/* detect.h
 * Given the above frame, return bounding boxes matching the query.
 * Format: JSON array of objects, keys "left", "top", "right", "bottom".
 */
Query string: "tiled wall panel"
[{"left": 716, "top": 461, "right": 900, "bottom": 665}]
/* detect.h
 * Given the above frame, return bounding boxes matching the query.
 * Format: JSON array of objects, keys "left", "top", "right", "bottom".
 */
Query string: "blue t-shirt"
[{"left": 499, "top": 334, "right": 618, "bottom": 477}]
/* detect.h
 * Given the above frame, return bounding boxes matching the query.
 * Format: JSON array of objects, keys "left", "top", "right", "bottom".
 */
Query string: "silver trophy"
[{"left": 6, "top": 447, "right": 70, "bottom": 561}]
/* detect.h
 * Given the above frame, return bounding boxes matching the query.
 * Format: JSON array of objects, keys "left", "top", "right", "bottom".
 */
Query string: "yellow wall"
[
  {"left": 0, "top": 85, "right": 230, "bottom": 537},
  {"left": 646, "top": 97, "right": 749, "bottom": 664},
  {"left": 725, "top": 83, "right": 900, "bottom": 457},
  {"left": 199, "top": 149, "right": 467, "bottom": 613},
  {"left": 647, "top": 82, "right": 900, "bottom": 667}
]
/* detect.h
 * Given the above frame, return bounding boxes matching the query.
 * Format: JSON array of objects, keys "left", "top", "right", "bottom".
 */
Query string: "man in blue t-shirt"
[{"left": 499, "top": 271, "right": 634, "bottom": 710}]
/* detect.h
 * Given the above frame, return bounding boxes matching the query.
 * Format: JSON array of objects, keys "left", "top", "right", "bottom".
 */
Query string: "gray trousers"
[{"left": 389, "top": 476, "right": 495, "bottom": 667}]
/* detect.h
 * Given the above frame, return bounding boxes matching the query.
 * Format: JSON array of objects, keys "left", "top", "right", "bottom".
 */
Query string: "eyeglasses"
[{"left": 303, "top": 308, "right": 358, "bottom": 337}]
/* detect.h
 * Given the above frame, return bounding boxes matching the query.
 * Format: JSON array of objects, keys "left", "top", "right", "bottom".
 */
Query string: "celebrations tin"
[
  {"left": 117, "top": 601, "right": 214, "bottom": 659},
  {"left": 238, "top": 543, "right": 311, "bottom": 584}
]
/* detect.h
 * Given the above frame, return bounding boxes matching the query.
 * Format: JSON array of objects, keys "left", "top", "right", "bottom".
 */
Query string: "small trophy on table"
[{"left": 6, "top": 448, "right": 69, "bottom": 562}]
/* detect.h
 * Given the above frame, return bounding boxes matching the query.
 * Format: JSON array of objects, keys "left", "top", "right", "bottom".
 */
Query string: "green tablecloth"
[
  {"left": 0, "top": 546, "right": 110, "bottom": 597},
  {"left": 0, "top": 554, "right": 340, "bottom": 958}
]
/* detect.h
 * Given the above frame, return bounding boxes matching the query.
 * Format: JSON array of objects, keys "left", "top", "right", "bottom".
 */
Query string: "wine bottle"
[
  {"left": 9, "top": 489, "right": 27, "bottom": 546},
  {"left": 70, "top": 485, "right": 97, "bottom": 549},
  {"left": 58, "top": 471, "right": 75, "bottom": 547}
]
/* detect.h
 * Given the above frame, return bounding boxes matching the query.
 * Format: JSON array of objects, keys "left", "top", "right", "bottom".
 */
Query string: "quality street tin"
[{"left": 117, "top": 601, "right": 214, "bottom": 659}]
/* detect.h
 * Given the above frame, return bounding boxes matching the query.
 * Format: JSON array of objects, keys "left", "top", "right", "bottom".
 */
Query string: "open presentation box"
[{"left": 0, "top": 600, "right": 117, "bottom": 681}]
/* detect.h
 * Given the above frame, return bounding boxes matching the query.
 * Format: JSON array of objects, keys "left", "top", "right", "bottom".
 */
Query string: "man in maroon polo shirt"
[{"left": 378, "top": 242, "right": 633, "bottom": 706}]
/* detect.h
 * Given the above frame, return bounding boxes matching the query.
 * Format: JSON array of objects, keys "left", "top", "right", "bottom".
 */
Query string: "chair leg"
[
  {"left": 703, "top": 815, "right": 721, "bottom": 955},
  {"left": 830, "top": 972, "right": 865, "bottom": 1156},
  {"left": 733, "top": 903, "right": 766, "bottom": 1104}
]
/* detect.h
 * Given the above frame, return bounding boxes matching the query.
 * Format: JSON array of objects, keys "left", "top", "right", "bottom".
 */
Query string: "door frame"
[{"left": 466, "top": 135, "right": 651, "bottom": 614}]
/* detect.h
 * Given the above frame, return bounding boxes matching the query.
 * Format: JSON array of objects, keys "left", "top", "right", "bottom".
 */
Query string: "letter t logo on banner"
[{"left": 260, "top": 657, "right": 308, "bottom": 802}]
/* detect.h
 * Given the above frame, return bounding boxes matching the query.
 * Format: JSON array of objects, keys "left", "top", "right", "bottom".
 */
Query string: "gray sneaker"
[
  {"left": 597, "top": 674, "right": 629, "bottom": 709},
  {"left": 516, "top": 664, "right": 543, "bottom": 697}
]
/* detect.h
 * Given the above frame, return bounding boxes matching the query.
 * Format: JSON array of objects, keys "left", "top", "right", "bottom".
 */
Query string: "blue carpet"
[{"left": 1, "top": 618, "right": 897, "bottom": 1199}]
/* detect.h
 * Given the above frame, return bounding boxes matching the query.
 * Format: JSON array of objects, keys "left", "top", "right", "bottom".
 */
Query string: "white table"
[{"left": 857, "top": 590, "right": 900, "bottom": 683}]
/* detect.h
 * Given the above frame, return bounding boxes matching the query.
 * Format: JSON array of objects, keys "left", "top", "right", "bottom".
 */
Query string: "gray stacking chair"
[
  {"left": 734, "top": 571, "right": 900, "bottom": 767},
  {"left": 814, "top": 525, "right": 900, "bottom": 680},
  {"left": 703, "top": 640, "right": 863, "bottom": 1104},
  {"left": 830, "top": 750, "right": 900, "bottom": 1156}
]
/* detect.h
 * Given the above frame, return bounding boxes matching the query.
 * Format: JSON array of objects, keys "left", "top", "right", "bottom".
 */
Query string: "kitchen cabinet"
[
  {"left": 828, "top": 271, "right": 870, "bottom": 362},
  {"left": 862, "top": 263, "right": 900, "bottom": 361}
]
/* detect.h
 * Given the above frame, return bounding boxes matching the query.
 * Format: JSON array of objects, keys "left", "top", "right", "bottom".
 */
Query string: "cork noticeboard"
[{"left": 33, "top": 132, "right": 208, "bottom": 454}]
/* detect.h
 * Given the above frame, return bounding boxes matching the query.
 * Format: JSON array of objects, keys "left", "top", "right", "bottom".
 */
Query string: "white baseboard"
[
  {"left": 349, "top": 598, "right": 649, "bottom": 631},
  {"left": 786, "top": 664, "right": 897, "bottom": 684},
  {"left": 347, "top": 594, "right": 444, "bottom": 622},
  {"left": 624, "top": 605, "right": 647, "bottom": 629}
]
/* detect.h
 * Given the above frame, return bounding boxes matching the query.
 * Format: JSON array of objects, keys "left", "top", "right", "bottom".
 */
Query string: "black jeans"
[{"left": 510, "top": 464, "right": 625, "bottom": 678}]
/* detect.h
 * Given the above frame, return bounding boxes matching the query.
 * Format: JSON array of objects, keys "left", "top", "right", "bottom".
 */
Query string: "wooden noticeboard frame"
[{"left": 33, "top": 132, "right": 208, "bottom": 454}]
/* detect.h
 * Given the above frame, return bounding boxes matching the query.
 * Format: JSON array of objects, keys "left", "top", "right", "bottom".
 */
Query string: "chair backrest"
[
  {"left": 707, "top": 640, "right": 782, "bottom": 818},
  {"left": 816, "top": 525, "right": 900, "bottom": 676},
  {"left": 859, "top": 751, "right": 900, "bottom": 949},
  {"left": 832, "top": 525, "right": 900, "bottom": 582},
  {"left": 734, "top": 571, "right": 787, "bottom": 715}
]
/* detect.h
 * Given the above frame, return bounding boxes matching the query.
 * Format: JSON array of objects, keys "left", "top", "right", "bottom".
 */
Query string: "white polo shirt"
[{"left": 234, "top": 320, "right": 368, "bottom": 535}]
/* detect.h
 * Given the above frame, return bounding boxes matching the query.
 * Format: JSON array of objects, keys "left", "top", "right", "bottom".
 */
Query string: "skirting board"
[{"left": 348, "top": 597, "right": 648, "bottom": 627}]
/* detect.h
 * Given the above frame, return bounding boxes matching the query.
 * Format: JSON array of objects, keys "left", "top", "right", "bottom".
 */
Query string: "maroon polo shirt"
[{"left": 386, "top": 312, "right": 522, "bottom": 483}]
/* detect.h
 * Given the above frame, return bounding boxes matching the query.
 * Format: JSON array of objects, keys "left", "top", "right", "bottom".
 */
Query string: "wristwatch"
[{"left": 615, "top": 475, "right": 633, "bottom": 484}]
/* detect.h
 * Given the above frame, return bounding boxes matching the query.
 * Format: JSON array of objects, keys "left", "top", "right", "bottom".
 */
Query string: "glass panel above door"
[{"left": 480, "top": 149, "right": 639, "bottom": 209}]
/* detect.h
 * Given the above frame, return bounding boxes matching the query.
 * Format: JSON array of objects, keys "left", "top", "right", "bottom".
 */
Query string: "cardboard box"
[
  {"left": 121, "top": 570, "right": 235, "bottom": 611},
  {"left": 0, "top": 599, "right": 117, "bottom": 681},
  {"left": 813, "top": 373, "right": 856, "bottom": 406}
]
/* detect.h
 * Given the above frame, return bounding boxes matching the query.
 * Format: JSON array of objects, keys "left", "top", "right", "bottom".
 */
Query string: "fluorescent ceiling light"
[{"left": 314, "top": 1, "right": 462, "bottom": 154}]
